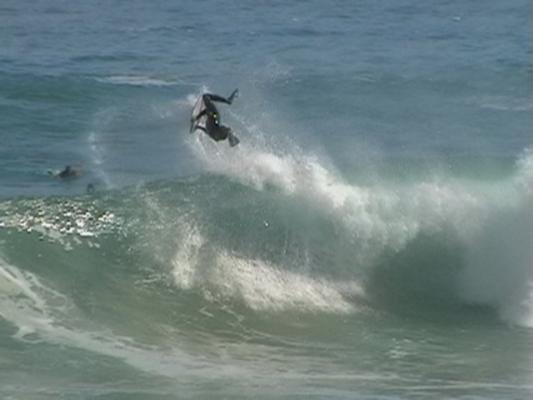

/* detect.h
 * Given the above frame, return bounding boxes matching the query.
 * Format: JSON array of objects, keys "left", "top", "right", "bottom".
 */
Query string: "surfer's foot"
[{"left": 228, "top": 133, "right": 240, "bottom": 147}]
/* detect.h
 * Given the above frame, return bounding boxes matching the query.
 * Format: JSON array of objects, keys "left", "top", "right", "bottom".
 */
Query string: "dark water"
[{"left": 0, "top": 0, "right": 532, "bottom": 398}]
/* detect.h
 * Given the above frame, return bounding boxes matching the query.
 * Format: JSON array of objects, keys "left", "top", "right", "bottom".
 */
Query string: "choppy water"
[{"left": 1, "top": 1, "right": 532, "bottom": 399}]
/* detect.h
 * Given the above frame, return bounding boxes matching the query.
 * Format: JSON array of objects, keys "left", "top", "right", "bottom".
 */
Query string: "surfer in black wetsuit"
[
  {"left": 191, "top": 89, "right": 240, "bottom": 147},
  {"left": 48, "top": 165, "right": 81, "bottom": 179}
]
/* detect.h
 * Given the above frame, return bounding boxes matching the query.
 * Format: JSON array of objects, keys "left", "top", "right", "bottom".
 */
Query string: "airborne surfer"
[{"left": 190, "top": 89, "right": 240, "bottom": 147}]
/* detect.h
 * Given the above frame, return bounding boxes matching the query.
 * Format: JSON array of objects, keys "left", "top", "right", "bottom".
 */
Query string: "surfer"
[
  {"left": 53, "top": 165, "right": 81, "bottom": 179},
  {"left": 190, "top": 89, "right": 240, "bottom": 147}
]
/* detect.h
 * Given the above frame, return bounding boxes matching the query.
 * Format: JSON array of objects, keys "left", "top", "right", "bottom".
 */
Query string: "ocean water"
[{"left": 0, "top": 0, "right": 532, "bottom": 398}]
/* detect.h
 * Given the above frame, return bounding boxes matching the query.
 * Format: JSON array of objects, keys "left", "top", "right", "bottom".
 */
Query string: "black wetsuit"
[
  {"left": 193, "top": 90, "right": 239, "bottom": 146},
  {"left": 58, "top": 165, "right": 78, "bottom": 179},
  {"left": 200, "top": 94, "right": 232, "bottom": 140}
]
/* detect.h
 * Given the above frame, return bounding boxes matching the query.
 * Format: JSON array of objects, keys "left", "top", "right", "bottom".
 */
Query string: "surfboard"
[{"left": 190, "top": 95, "right": 207, "bottom": 133}]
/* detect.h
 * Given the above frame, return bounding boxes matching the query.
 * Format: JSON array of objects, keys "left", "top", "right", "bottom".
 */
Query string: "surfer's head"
[{"left": 58, "top": 165, "right": 81, "bottom": 179}]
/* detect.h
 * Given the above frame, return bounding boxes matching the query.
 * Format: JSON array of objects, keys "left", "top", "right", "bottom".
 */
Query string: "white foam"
[
  {"left": 171, "top": 222, "right": 205, "bottom": 290},
  {"left": 0, "top": 259, "right": 67, "bottom": 340},
  {"left": 1, "top": 199, "right": 120, "bottom": 246},
  {"left": 458, "top": 150, "right": 533, "bottom": 327},
  {"left": 210, "top": 252, "right": 361, "bottom": 313},
  {"left": 0, "top": 257, "right": 244, "bottom": 378},
  {"left": 171, "top": 221, "right": 363, "bottom": 313},
  {"left": 189, "top": 135, "right": 487, "bottom": 264},
  {"left": 96, "top": 75, "right": 179, "bottom": 87},
  {"left": 189, "top": 122, "right": 533, "bottom": 325}
]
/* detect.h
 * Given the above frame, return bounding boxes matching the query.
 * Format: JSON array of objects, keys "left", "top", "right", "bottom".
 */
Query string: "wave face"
[
  {"left": 1, "top": 80, "right": 531, "bottom": 397},
  {"left": 1, "top": 143, "right": 532, "bottom": 398},
  {"left": 1, "top": 0, "right": 532, "bottom": 398},
  {"left": 4, "top": 142, "right": 531, "bottom": 322},
  {"left": 180, "top": 100, "right": 533, "bottom": 321},
  {"left": 0, "top": 76, "right": 532, "bottom": 399}
]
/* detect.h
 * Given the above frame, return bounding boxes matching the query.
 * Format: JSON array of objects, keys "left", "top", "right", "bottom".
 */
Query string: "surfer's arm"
[
  {"left": 203, "top": 89, "right": 238, "bottom": 105},
  {"left": 203, "top": 94, "right": 230, "bottom": 104}
]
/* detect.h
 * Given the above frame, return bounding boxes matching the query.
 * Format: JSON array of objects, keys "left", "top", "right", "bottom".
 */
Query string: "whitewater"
[
  {"left": 186, "top": 119, "right": 533, "bottom": 325},
  {"left": 1, "top": 0, "right": 531, "bottom": 399}
]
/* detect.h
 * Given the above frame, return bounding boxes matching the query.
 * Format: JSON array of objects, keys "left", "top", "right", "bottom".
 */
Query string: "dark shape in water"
[{"left": 57, "top": 165, "right": 81, "bottom": 180}]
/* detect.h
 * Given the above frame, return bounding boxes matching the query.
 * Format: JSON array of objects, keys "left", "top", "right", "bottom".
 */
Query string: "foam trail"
[
  {"left": 0, "top": 257, "right": 247, "bottom": 378},
  {"left": 0, "top": 259, "right": 68, "bottom": 340}
]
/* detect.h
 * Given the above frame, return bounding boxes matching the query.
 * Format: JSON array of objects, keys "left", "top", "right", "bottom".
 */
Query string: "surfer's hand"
[{"left": 228, "top": 89, "right": 239, "bottom": 104}]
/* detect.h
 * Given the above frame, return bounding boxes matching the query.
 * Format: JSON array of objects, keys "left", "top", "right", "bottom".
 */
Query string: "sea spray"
[
  {"left": 459, "top": 150, "right": 533, "bottom": 326},
  {"left": 188, "top": 129, "right": 533, "bottom": 325}
]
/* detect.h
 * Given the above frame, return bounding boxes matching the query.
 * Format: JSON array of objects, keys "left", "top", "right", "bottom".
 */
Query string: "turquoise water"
[{"left": 1, "top": 1, "right": 532, "bottom": 399}]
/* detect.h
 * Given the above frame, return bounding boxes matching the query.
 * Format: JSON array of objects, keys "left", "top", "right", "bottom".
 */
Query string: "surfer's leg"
[
  {"left": 196, "top": 125, "right": 220, "bottom": 142},
  {"left": 203, "top": 91, "right": 237, "bottom": 105}
]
